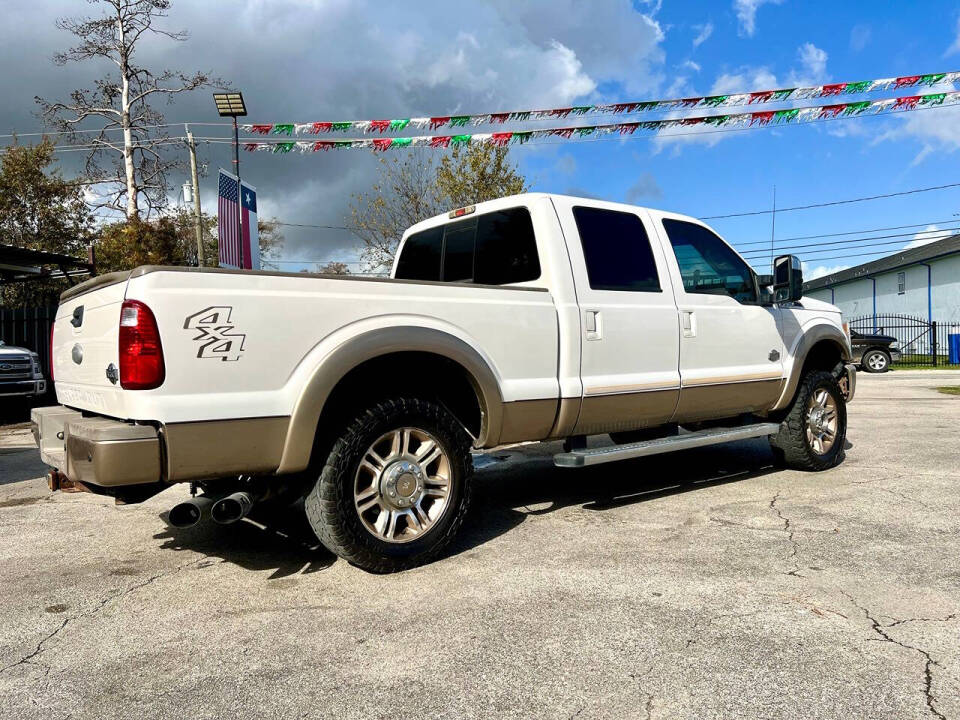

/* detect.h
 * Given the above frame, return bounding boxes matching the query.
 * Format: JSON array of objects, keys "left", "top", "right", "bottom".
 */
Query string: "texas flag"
[{"left": 217, "top": 169, "right": 260, "bottom": 270}]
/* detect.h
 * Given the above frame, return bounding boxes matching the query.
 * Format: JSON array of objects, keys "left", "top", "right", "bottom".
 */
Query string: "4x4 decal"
[{"left": 183, "top": 306, "right": 246, "bottom": 361}]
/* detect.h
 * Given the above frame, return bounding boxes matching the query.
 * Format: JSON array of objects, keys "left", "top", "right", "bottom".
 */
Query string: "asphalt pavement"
[{"left": 1, "top": 371, "right": 958, "bottom": 719}]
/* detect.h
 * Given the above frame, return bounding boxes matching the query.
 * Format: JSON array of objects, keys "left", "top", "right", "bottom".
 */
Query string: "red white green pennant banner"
[
  {"left": 240, "top": 71, "right": 959, "bottom": 136},
  {"left": 238, "top": 91, "right": 960, "bottom": 153}
]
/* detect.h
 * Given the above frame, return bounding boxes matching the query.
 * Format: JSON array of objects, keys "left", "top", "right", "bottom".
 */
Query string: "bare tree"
[
  {"left": 36, "top": 0, "right": 225, "bottom": 219},
  {"left": 349, "top": 144, "right": 528, "bottom": 271},
  {"left": 348, "top": 153, "right": 446, "bottom": 272}
]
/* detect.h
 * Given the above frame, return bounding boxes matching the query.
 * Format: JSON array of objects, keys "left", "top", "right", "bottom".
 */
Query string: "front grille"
[{"left": 0, "top": 356, "right": 33, "bottom": 380}]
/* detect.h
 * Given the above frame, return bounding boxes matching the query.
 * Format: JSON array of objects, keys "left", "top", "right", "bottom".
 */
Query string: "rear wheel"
[
  {"left": 769, "top": 370, "right": 846, "bottom": 471},
  {"left": 305, "top": 397, "right": 472, "bottom": 573},
  {"left": 862, "top": 349, "right": 890, "bottom": 373}
]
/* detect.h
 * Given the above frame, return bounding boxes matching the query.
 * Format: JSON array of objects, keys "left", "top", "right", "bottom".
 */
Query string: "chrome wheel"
[
  {"left": 866, "top": 352, "right": 888, "bottom": 371},
  {"left": 805, "top": 388, "right": 838, "bottom": 455},
  {"left": 354, "top": 427, "right": 452, "bottom": 544}
]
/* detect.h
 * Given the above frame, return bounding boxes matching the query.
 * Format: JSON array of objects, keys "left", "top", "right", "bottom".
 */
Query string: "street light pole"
[
  {"left": 233, "top": 116, "right": 243, "bottom": 269},
  {"left": 213, "top": 92, "right": 248, "bottom": 269}
]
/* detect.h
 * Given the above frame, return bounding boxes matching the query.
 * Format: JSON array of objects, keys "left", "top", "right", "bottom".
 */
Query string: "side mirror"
[
  {"left": 756, "top": 274, "right": 774, "bottom": 287},
  {"left": 773, "top": 255, "right": 803, "bottom": 303}
]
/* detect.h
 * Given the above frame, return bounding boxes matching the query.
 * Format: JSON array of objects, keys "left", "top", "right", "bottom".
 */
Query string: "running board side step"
[{"left": 553, "top": 423, "right": 780, "bottom": 468}]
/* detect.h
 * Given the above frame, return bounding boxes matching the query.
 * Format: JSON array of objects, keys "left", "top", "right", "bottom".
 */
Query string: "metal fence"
[
  {"left": 847, "top": 314, "right": 960, "bottom": 367},
  {"left": 0, "top": 306, "right": 57, "bottom": 379}
]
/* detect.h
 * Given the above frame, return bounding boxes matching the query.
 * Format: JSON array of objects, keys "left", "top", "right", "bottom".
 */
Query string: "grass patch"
[
  {"left": 936, "top": 386, "right": 960, "bottom": 395},
  {"left": 891, "top": 364, "right": 960, "bottom": 371}
]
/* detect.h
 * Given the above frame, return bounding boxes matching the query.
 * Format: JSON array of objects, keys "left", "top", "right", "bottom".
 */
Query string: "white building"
[{"left": 803, "top": 234, "right": 960, "bottom": 323}]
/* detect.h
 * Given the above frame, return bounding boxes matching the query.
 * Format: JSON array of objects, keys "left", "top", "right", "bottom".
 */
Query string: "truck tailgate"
[{"left": 53, "top": 277, "right": 128, "bottom": 417}]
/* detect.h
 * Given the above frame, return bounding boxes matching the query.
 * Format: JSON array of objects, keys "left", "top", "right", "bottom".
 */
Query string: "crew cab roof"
[{"left": 402, "top": 192, "right": 686, "bottom": 239}]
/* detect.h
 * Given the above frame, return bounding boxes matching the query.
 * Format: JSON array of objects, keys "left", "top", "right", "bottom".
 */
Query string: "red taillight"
[
  {"left": 119, "top": 300, "right": 165, "bottom": 390},
  {"left": 49, "top": 322, "right": 55, "bottom": 382}
]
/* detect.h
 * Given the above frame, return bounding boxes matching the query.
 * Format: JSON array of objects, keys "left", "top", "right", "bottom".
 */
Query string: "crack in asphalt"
[
  {"left": 0, "top": 555, "right": 208, "bottom": 678},
  {"left": 769, "top": 492, "right": 804, "bottom": 578},
  {"left": 885, "top": 614, "right": 957, "bottom": 628},
  {"left": 874, "top": 487, "right": 935, "bottom": 511},
  {"left": 841, "top": 591, "right": 948, "bottom": 720}
]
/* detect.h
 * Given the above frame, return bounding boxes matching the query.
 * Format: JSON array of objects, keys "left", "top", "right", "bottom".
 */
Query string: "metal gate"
[
  {"left": 0, "top": 306, "right": 57, "bottom": 379},
  {"left": 847, "top": 314, "right": 960, "bottom": 367}
]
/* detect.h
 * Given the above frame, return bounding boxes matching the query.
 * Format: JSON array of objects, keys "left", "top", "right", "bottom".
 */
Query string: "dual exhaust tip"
[{"left": 167, "top": 491, "right": 256, "bottom": 529}]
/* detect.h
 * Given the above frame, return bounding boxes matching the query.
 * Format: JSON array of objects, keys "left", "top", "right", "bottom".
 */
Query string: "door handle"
[
  {"left": 585, "top": 310, "right": 602, "bottom": 341},
  {"left": 681, "top": 311, "right": 696, "bottom": 338}
]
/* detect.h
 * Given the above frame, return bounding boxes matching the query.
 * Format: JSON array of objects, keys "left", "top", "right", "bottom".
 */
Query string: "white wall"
[
  {"left": 806, "top": 252, "right": 960, "bottom": 323},
  {"left": 932, "top": 254, "right": 960, "bottom": 322}
]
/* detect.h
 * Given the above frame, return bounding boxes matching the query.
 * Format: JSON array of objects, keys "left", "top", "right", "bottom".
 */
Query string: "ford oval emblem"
[
  {"left": 71, "top": 344, "right": 83, "bottom": 365},
  {"left": 0, "top": 363, "right": 11, "bottom": 371}
]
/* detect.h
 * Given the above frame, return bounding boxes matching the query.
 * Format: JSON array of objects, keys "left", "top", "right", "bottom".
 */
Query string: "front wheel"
[
  {"left": 862, "top": 349, "right": 891, "bottom": 373},
  {"left": 305, "top": 397, "right": 473, "bottom": 573},
  {"left": 769, "top": 370, "right": 847, "bottom": 471}
]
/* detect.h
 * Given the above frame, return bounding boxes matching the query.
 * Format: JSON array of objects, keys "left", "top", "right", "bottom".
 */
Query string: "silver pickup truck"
[{"left": 0, "top": 341, "right": 47, "bottom": 401}]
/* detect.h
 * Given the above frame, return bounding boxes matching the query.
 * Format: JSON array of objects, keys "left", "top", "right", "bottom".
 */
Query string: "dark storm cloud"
[{"left": 1, "top": 0, "right": 665, "bottom": 265}]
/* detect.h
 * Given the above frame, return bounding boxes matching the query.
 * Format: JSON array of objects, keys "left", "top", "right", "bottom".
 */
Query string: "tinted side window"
[
  {"left": 662, "top": 219, "right": 756, "bottom": 303},
  {"left": 474, "top": 208, "right": 540, "bottom": 284},
  {"left": 572, "top": 207, "right": 661, "bottom": 292},
  {"left": 395, "top": 226, "right": 442, "bottom": 281}
]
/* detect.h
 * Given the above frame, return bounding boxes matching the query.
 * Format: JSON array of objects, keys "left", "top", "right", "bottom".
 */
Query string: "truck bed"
[{"left": 53, "top": 266, "right": 561, "bottom": 426}]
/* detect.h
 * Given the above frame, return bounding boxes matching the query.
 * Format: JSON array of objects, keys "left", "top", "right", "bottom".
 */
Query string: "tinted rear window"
[
  {"left": 572, "top": 206, "right": 660, "bottom": 292},
  {"left": 394, "top": 226, "right": 442, "bottom": 281},
  {"left": 395, "top": 207, "right": 540, "bottom": 285},
  {"left": 442, "top": 224, "right": 475, "bottom": 282}
]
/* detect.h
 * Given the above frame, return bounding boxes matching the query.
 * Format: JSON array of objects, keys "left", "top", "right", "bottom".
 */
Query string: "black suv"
[{"left": 849, "top": 330, "right": 901, "bottom": 373}]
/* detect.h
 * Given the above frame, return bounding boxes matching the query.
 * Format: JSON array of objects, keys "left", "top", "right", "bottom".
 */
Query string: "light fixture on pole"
[{"left": 213, "top": 92, "right": 248, "bottom": 268}]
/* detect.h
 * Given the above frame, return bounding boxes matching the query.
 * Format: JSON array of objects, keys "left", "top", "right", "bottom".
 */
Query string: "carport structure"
[{"left": 0, "top": 243, "right": 94, "bottom": 285}]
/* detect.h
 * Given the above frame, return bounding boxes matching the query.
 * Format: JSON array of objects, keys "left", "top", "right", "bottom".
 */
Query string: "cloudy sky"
[{"left": 2, "top": 0, "right": 960, "bottom": 278}]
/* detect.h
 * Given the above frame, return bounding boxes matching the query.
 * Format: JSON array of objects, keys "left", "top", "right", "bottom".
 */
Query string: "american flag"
[{"left": 218, "top": 170, "right": 259, "bottom": 269}]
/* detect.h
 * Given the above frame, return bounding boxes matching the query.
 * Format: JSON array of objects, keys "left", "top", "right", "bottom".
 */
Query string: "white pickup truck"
[{"left": 33, "top": 193, "right": 855, "bottom": 572}]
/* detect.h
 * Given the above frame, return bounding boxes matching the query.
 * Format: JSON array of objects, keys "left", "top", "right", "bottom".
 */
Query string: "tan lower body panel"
[
  {"left": 573, "top": 389, "right": 679, "bottom": 436},
  {"left": 497, "top": 398, "right": 559, "bottom": 445},
  {"left": 66, "top": 437, "right": 162, "bottom": 487},
  {"left": 672, "top": 379, "right": 784, "bottom": 423},
  {"left": 162, "top": 416, "right": 291, "bottom": 482}
]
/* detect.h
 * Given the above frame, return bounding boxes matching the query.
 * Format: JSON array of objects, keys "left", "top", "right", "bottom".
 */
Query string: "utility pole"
[
  {"left": 185, "top": 125, "right": 205, "bottom": 267},
  {"left": 770, "top": 185, "right": 777, "bottom": 266}
]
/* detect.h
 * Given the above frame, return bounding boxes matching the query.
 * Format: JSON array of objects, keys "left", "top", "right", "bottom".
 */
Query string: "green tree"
[
  {"left": 436, "top": 145, "right": 528, "bottom": 209},
  {"left": 317, "top": 261, "right": 351, "bottom": 275},
  {"left": 349, "top": 144, "right": 527, "bottom": 271},
  {"left": 166, "top": 206, "right": 285, "bottom": 269},
  {"left": 0, "top": 140, "right": 94, "bottom": 306},
  {"left": 94, "top": 217, "right": 185, "bottom": 272}
]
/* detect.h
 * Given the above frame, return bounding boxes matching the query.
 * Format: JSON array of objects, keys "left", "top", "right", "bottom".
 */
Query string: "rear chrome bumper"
[
  {"left": 838, "top": 363, "right": 857, "bottom": 403},
  {"left": 31, "top": 405, "right": 162, "bottom": 487},
  {"left": 890, "top": 349, "right": 903, "bottom": 362}
]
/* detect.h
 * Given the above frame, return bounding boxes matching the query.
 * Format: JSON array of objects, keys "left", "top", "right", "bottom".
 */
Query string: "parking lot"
[{"left": 1, "top": 371, "right": 958, "bottom": 719}]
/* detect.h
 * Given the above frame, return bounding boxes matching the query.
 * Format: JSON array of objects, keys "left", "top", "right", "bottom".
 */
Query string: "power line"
[
  {"left": 0, "top": 122, "right": 228, "bottom": 140},
  {"left": 739, "top": 226, "right": 960, "bottom": 257},
  {"left": 703, "top": 181, "right": 960, "bottom": 219},
  {"left": 272, "top": 221, "right": 358, "bottom": 231},
  {"left": 732, "top": 218, "right": 960, "bottom": 247},
  {"left": 788, "top": 247, "right": 934, "bottom": 265}
]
